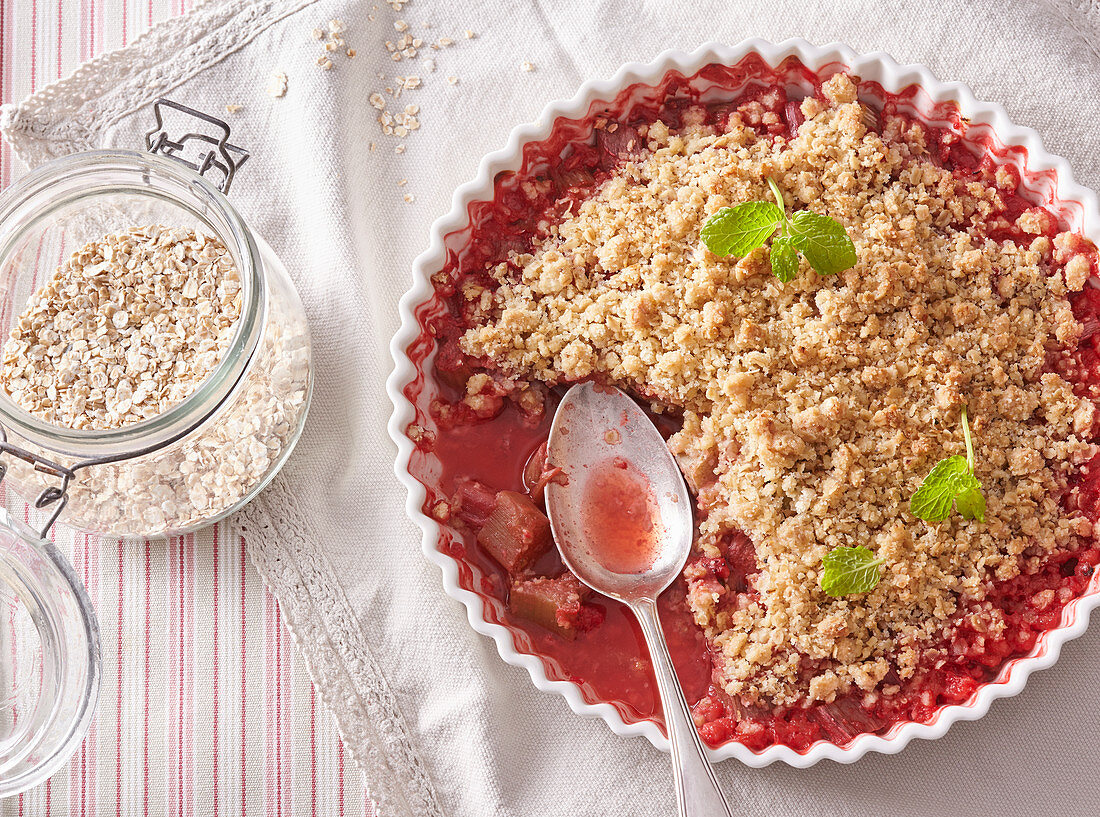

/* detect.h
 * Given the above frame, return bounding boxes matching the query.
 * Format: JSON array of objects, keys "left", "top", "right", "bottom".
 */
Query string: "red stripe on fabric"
[
  {"left": 191, "top": 534, "right": 196, "bottom": 817},
  {"left": 240, "top": 542, "right": 247, "bottom": 817},
  {"left": 276, "top": 599, "right": 282, "bottom": 817},
  {"left": 212, "top": 526, "right": 221, "bottom": 817},
  {"left": 264, "top": 591, "right": 275, "bottom": 817},
  {"left": 338, "top": 741, "right": 345, "bottom": 817},
  {"left": 178, "top": 539, "right": 185, "bottom": 817},
  {"left": 164, "top": 536, "right": 175, "bottom": 817},
  {"left": 56, "top": 0, "right": 62, "bottom": 83},
  {"left": 29, "top": 0, "right": 37, "bottom": 93},
  {"left": 115, "top": 540, "right": 123, "bottom": 817},
  {"left": 45, "top": 778, "right": 51, "bottom": 816},
  {"left": 67, "top": 534, "right": 84, "bottom": 817},
  {"left": 78, "top": 535, "right": 89, "bottom": 817},
  {"left": 87, "top": 533, "right": 99, "bottom": 817},
  {"left": 310, "top": 686, "right": 317, "bottom": 817},
  {"left": 0, "top": 0, "right": 10, "bottom": 189},
  {"left": 143, "top": 538, "right": 150, "bottom": 817},
  {"left": 114, "top": 541, "right": 124, "bottom": 813}
]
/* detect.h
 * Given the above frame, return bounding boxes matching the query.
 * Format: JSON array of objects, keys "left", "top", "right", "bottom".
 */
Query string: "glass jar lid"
[{"left": 0, "top": 509, "right": 100, "bottom": 798}]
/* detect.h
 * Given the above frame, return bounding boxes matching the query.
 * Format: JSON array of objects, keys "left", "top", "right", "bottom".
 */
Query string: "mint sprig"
[
  {"left": 700, "top": 178, "right": 858, "bottom": 280},
  {"left": 820, "top": 545, "right": 884, "bottom": 597},
  {"left": 910, "top": 406, "right": 986, "bottom": 523}
]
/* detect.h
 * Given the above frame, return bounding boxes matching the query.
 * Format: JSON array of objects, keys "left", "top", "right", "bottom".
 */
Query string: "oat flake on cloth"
[{"left": 4, "top": 0, "right": 1100, "bottom": 814}]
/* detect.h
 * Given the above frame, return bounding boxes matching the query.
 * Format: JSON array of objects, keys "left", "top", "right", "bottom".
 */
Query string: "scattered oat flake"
[
  {"left": 266, "top": 71, "right": 288, "bottom": 97},
  {"left": 347, "top": 48, "right": 357, "bottom": 57},
  {"left": 395, "top": 144, "right": 406, "bottom": 154},
  {"left": 446, "top": 75, "right": 459, "bottom": 85},
  {"left": 422, "top": 58, "right": 436, "bottom": 72},
  {"left": 398, "top": 179, "right": 407, "bottom": 187},
  {"left": 404, "top": 194, "right": 415, "bottom": 203},
  {"left": 328, "top": 18, "right": 346, "bottom": 33},
  {"left": 394, "top": 20, "right": 409, "bottom": 31},
  {"left": 521, "top": 61, "right": 535, "bottom": 72},
  {"left": 437, "top": 37, "right": 453, "bottom": 47},
  {"left": 311, "top": 28, "right": 323, "bottom": 40},
  {"left": 464, "top": 29, "right": 476, "bottom": 39},
  {"left": 225, "top": 104, "right": 242, "bottom": 114}
]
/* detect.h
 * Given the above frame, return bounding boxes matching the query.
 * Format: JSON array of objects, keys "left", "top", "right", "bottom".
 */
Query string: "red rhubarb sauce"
[
  {"left": 403, "top": 54, "right": 1100, "bottom": 751},
  {"left": 578, "top": 457, "right": 663, "bottom": 575}
]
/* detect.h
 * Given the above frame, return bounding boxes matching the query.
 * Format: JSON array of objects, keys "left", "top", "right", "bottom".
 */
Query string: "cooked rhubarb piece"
[
  {"left": 434, "top": 332, "right": 476, "bottom": 391},
  {"left": 451, "top": 479, "right": 499, "bottom": 528},
  {"left": 476, "top": 490, "right": 553, "bottom": 573},
  {"left": 509, "top": 573, "right": 603, "bottom": 639},
  {"left": 810, "top": 696, "right": 888, "bottom": 744},
  {"left": 522, "top": 441, "right": 563, "bottom": 508}
]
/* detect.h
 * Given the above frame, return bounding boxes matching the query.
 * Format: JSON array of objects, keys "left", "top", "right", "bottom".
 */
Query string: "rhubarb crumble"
[{"left": 411, "top": 64, "right": 1100, "bottom": 748}]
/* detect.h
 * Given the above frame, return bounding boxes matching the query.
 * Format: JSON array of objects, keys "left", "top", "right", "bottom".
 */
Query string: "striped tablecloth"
[{"left": 0, "top": 2, "right": 373, "bottom": 814}]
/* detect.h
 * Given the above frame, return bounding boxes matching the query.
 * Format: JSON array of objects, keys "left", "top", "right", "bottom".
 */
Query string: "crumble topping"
[{"left": 459, "top": 74, "right": 1099, "bottom": 706}]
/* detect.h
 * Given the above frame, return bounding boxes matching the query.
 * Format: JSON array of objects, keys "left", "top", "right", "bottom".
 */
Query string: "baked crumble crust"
[{"left": 459, "top": 74, "right": 1098, "bottom": 706}]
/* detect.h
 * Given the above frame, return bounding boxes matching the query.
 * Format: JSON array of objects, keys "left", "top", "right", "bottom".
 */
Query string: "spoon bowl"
[
  {"left": 544, "top": 383, "right": 734, "bottom": 817},
  {"left": 544, "top": 382, "right": 692, "bottom": 601}
]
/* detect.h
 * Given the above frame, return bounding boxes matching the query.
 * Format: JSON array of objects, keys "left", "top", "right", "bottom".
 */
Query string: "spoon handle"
[{"left": 632, "top": 598, "right": 735, "bottom": 817}]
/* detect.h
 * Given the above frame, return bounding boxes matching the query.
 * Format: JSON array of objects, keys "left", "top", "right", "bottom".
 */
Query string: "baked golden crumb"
[{"left": 459, "top": 74, "right": 1097, "bottom": 706}]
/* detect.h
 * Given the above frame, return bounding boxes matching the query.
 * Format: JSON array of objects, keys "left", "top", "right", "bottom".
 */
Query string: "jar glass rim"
[{"left": 0, "top": 149, "right": 265, "bottom": 461}]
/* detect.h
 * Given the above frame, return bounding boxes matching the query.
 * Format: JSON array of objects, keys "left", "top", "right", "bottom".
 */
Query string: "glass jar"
[
  {"left": 0, "top": 106, "right": 312, "bottom": 796},
  {"left": 0, "top": 149, "right": 312, "bottom": 536}
]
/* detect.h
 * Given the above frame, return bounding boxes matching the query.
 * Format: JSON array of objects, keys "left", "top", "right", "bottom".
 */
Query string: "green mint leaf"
[
  {"left": 787, "top": 210, "right": 858, "bottom": 276},
  {"left": 954, "top": 484, "right": 986, "bottom": 522},
  {"left": 700, "top": 201, "right": 784, "bottom": 258},
  {"left": 770, "top": 235, "right": 800, "bottom": 283},
  {"left": 820, "top": 546, "right": 884, "bottom": 597},
  {"left": 911, "top": 456, "right": 970, "bottom": 521},
  {"left": 910, "top": 455, "right": 985, "bottom": 522}
]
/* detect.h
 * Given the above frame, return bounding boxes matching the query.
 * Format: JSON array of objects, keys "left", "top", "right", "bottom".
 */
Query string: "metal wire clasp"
[
  {"left": 145, "top": 98, "right": 250, "bottom": 193},
  {"left": 0, "top": 439, "right": 75, "bottom": 539}
]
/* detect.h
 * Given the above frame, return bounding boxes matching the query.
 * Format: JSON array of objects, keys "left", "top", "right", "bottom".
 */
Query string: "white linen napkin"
[{"left": 5, "top": 0, "right": 1100, "bottom": 814}]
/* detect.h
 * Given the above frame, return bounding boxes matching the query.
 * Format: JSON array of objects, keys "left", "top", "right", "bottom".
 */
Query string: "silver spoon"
[{"left": 544, "top": 382, "right": 735, "bottom": 817}]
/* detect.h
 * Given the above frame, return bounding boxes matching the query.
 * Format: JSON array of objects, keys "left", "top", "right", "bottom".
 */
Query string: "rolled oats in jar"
[{"left": 0, "top": 142, "right": 312, "bottom": 538}]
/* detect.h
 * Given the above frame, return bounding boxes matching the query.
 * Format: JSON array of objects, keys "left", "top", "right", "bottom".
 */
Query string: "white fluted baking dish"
[{"left": 387, "top": 39, "right": 1100, "bottom": 766}]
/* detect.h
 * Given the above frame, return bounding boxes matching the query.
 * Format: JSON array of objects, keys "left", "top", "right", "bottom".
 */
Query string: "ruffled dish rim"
[{"left": 386, "top": 38, "right": 1100, "bottom": 766}]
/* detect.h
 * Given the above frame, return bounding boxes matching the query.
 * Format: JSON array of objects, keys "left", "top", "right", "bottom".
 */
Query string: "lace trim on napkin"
[
  {"left": 234, "top": 484, "right": 444, "bottom": 817},
  {"left": 0, "top": 0, "right": 316, "bottom": 168},
  {"left": 0, "top": 2, "right": 445, "bottom": 815}
]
